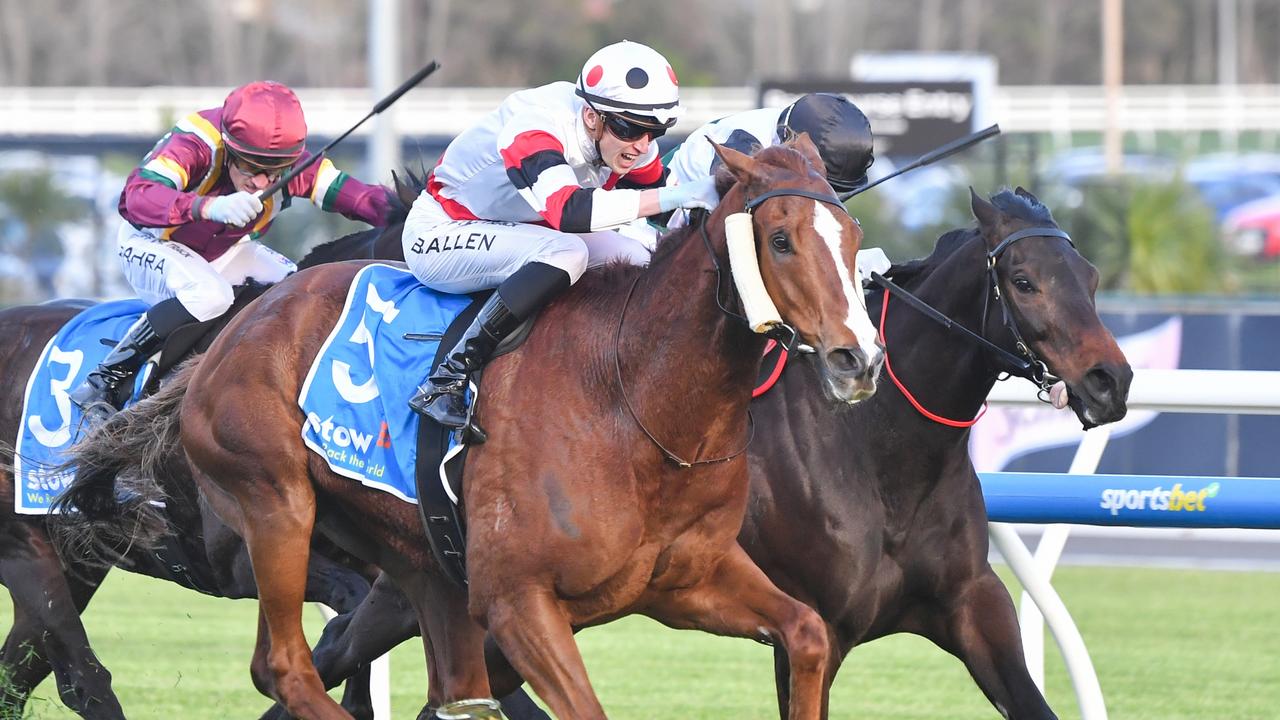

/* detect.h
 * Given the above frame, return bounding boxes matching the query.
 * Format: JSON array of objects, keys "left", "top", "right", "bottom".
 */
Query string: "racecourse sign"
[{"left": 759, "top": 80, "right": 977, "bottom": 158}]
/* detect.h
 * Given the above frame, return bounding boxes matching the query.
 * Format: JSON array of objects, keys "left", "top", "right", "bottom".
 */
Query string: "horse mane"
[
  {"left": 296, "top": 164, "right": 427, "bottom": 269},
  {"left": 989, "top": 187, "right": 1056, "bottom": 225},
  {"left": 576, "top": 221, "right": 697, "bottom": 303},
  {"left": 883, "top": 228, "right": 976, "bottom": 288},
  {"left": 883, "top": 187, "right": 1059, "bottom": 288}
]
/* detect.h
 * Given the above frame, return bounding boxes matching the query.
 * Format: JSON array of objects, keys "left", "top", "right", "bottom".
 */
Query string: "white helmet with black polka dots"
[{"left": 575, "top": 40, "right": 683, "bottom": 128}]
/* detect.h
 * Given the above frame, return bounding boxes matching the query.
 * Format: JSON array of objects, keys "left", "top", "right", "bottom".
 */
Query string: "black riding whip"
[
  {"left": 839, "top": 124, "right": 1001, "bottom": 201},
  {"left": 255, "top": 60, "right": 441, "bottom": 199}
]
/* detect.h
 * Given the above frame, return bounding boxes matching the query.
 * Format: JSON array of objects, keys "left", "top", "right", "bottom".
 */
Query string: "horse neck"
[
  {"left": 617, "top": 211, "right": 765, "bottom": 446},
  {"left": 297, "top": 226, "right": 380, "bottom": 269},
  {"left": 876, "top": 234, "right": 1001, "bottom": 437}
]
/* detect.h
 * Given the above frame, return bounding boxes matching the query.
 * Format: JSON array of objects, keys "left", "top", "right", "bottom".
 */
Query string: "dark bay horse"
[
  {"left": 72, "top": 135, "right": 883, "bottom": 719},
  {"left": 742, "top": 187, "right": 1132, "bottom": 719},
  {"left": 0, "top": 176, "right": 416, "bottom": 719}
]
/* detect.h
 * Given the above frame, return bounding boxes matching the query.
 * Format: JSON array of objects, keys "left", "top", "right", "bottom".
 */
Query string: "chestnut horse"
[
  {"left": 742, "top": 187, "right": 1132, "bottom": 719},
  {"left": 280, "top": 188, "right": 1133, "bottom": 720},
  {"left": 0, "top": 176, "right": 415, "bottom": 719},
  {"left": 74, "top": 135, "right": 883, "bottom": 719}
]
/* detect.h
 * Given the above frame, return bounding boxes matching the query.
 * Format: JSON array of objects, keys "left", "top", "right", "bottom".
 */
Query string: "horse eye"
[
  {"left": 770, "top": 232, "right": 792, "bottom": 254},
  {"left": 1013, "top": 277, "right": 1035, "bottom": 293}
]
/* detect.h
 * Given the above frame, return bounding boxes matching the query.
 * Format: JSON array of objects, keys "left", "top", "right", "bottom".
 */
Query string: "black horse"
[
  {"left": 742, "top": 187, "right": 1132, "bottom": 718},
  {"left": 283, "top": 187, "right": 1132, "bottom": 719},
  {"left": 0, "top": 174, "right": 416, "bottom": 719}
]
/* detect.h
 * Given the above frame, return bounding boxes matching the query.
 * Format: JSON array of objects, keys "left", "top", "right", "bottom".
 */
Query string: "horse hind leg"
[
  {"left": 259, "top": 571, "right": 420, "bottom": 720},
  {"left": 195, "top": 458, "right": 347, "bottom": 720},
  {"left": 643, "top": 545, "right": 831, "bottom": 720}
]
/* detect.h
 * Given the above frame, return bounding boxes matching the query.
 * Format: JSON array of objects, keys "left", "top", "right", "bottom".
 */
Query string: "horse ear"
[
  {"left": 1014, "top": 185, "right": 1040, "bottom": 204},
  {"left": 970, "top": 186, "right": 1001, "bottom": 231},
  {"left": 392, "top": 169, "right": 418, "bottom": 206},
  {"left": 786, "top": 132, "right": 827, "bottom": 179},
  {"left": 709, "top": 138, "right": 758, "bottom": 185}
]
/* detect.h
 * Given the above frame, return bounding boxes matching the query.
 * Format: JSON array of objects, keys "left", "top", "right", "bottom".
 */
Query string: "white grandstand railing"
[
  {"left": 985, "top": 368, "right": 1280, "bottom": 720},
  {"left": 7, "top": 85, "right": 1280, "bottom": 138}
]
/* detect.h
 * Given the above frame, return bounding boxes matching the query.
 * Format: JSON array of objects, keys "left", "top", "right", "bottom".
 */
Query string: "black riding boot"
[
  {"left": 69, "top": 297, "right": 195, "bottom": 423},
  {"left": 410, "top": 262, "right": 571, "bottom": 429}
]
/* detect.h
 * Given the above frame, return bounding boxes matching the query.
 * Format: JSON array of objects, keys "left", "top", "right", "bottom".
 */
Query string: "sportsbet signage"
[
  {"left": 981, "top": 473, "right": 1280, "bottom": 529},
  {"left": 1099, "top": 482, "right": 1220, "bottom": 518}
]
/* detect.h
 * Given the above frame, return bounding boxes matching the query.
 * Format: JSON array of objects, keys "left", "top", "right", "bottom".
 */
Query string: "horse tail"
[{"left": 51, "top": 358, "right": 201, "bottom": 565}]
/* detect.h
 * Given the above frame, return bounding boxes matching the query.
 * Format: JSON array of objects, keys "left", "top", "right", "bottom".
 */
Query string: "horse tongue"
[{"left": 1050, "top": 381, "right": 1070, "bottom": 410}]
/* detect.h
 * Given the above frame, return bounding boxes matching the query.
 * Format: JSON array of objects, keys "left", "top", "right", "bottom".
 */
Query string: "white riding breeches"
[
  {"left": 116, "top": 221, "right": 297, "bottom": 322},
  {"left": 401, "top": 193, "right": 651, "bottom": 294}
]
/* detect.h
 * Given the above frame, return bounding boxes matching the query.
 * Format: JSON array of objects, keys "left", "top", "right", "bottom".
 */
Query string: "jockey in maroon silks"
[{"left": 70, "top": 80, "right": 390, "bottom": 420}]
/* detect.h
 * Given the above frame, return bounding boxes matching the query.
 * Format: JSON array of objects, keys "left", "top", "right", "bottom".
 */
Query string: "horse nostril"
[
  {"left": 1084, "top": 364, "right": 1127, "bottom": 402},
  {"left": 826, "top": 347, "right": 865, "bottom": 378}
]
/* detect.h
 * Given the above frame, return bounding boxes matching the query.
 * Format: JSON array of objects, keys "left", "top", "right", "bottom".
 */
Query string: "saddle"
[{"left": 149, "top": 282, "right": 274, "bottom": 396}]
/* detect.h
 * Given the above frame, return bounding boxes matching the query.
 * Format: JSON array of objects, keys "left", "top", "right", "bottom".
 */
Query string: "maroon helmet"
[{"left": 220, "top": 81, "right": 307, "bottom": 169}]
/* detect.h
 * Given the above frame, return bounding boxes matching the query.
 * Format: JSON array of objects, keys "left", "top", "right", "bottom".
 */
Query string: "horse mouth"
[
  {"left": 829, "top": 378, "right": 877, "bottom": 404},
  {"left": 819, "top": 346, "right": 883, "bottom": 405},
  {"left": 1065, "top": 363, "right": 1133, "bottom": 429}
]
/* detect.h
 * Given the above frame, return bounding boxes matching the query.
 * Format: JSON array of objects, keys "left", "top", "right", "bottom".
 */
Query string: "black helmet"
[{"left": 777, "top": 93, "right": 875, "bottom": 193}]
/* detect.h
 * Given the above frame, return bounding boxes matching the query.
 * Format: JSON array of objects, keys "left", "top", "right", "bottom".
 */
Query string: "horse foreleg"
[
  {"left": 478, "top": 635, "right": 550, "bottom": 720},
  {"left": 485, "top": 588, "right": 605, "bottom": 720},
  {"left": 0, "top": 542, "right": 121, "bottom": 719},
  {"left": 930, "top": 570, "right": 1058, "bottom": 720},
  {"left": 644, "top": 545, "right": 830, "bottom": 720},
  {"left": 771, "top": 623, "right": 843, "bottom": 720}
]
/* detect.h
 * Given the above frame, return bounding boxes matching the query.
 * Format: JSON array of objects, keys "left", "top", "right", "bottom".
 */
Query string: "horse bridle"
[
  {"left": 870, "top": 225, "right": 1075, "bottom": 400},
  {"left": 614, "top": 185, "right": 848, "bottom": 468},
  {"left": 704, "top": 187, "right": 852, "bottom": 350}
]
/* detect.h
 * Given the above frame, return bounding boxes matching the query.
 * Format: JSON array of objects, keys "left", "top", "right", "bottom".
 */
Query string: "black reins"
[
  {"left": 870, "top": 225, "right": 1075, "bottom": 399},
  {"left": 614, "top": 185, "right": 847, "bottom": 467}
]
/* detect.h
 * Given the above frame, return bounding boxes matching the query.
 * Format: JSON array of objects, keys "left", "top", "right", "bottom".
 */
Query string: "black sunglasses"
[{"left": 601, "top": 113, "right": 667, "bottom": 142}]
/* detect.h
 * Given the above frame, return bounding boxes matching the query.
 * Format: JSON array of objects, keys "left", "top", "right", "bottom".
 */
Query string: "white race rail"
[
  {"left": 985, "top": 368, "right": 1280, "bottom": 720},
  {"left": 9, "top": 85, "right": 1280, "bottom": 138}
]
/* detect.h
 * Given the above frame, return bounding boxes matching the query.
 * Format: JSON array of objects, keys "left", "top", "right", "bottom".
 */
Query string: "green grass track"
[{"left": 2, "top": 565, "right": 1277, "bottom": 718}]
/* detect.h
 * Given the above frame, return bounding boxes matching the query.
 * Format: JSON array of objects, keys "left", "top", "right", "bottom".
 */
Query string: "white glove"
[
  {"left": 202, "top": 191, "right": 264, "bottom": 228},
  {"left": 856, "top": 247, "right": 892, "bottom": 283},
  {"left": 658, "top": 176, "right": 720, "bottom": 213}
]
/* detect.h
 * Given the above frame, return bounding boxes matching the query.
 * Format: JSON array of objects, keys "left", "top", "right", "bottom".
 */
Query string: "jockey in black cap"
[{"left": 662, "top": 93, "right": 874, "bottom": 229}]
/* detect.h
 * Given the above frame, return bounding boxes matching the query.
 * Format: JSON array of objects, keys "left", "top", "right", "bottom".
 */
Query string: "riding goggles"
[
  {"left": 227, "top": 147, "right": 296, "bottom": 178},
  {"left": 602, "top": 112, "right": 669, "bottom": 142}
]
